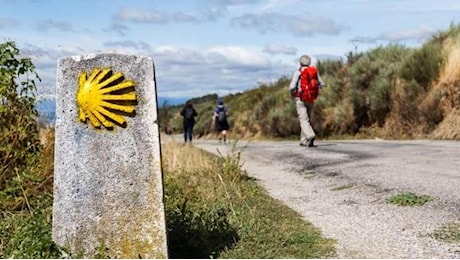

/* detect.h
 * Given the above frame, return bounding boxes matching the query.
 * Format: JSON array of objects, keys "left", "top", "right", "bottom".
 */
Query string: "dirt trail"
[{"left": 192, "top": 138, "right": 460, "bottom": 259}]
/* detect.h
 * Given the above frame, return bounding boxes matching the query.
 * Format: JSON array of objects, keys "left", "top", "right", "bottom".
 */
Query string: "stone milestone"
[{"left": 52, "top": 53, "right": 168, "bottom": 258}]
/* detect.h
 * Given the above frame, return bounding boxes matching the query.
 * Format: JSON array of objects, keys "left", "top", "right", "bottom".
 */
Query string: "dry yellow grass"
[
  {"left": 430, "top": 108, "right": 460, "bottom": 139},
  {"left": 161, "top": 138, "right": 247, "bottom": 206},
  {"left": 428, "top": 37, "right": 460, "bottom": 139},
  {"left": 161, "top": 141, "right": 215, "bottom": 173},
  {"left": 440, "top": 37, "right": 460, "bottom": 85}
]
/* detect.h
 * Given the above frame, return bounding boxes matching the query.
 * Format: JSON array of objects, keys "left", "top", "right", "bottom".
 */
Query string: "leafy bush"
[
  {"left": 0, "top": 41, "right": 42, "bottom": 211},
  {"left": 400, "top": 42, "right": 443, "bottom": 90},
  {"left": 263, "top": 104, "right": 298, "bottom": 137},
  {"left": 0, "top": 195, "right": 64, "bottom": 258},
  {"left": 166, "top": 200, "right": 238, "bottom": 259},
  {"left": 316, "top": 59, "right": 344, "bottom": 77},
  {"left": 0, "top": 41, "right": 64, "bottom": 258},
  {"left": 346, "top": 45, "right": 411, "bottom": 129}
]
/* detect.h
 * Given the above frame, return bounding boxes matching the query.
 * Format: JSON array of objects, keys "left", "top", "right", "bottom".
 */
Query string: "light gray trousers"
[{"left": 295, "top": 98, "right": 316, "bottom": 144}]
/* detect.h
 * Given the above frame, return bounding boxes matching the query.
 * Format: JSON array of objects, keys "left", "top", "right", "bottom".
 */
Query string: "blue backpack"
[{"left": 217, "top": 107, "right": 227, "bottom": 122}]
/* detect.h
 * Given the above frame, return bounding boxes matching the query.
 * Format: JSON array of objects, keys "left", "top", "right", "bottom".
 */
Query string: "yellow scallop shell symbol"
[{"left": 77, "top": 68, "right": 137, "bottom": 129}]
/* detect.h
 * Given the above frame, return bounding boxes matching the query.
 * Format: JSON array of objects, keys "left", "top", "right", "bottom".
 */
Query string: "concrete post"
[{"left": 52, "top": 53, "right": 168, "bottom": 258}]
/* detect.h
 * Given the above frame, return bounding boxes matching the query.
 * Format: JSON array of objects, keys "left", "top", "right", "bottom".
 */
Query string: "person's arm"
[
  {"left": 180, "top": 107, "right": 185, "bottom": 116},
  {"left": 288, "top": 70, "right": 300, "bottom": 96},
  {"left": 193, "top": 108, "right": 198, "bottom": 116},
  {"left": 212, "top": 108, "right": 217, "bottom": 121},
  {"left": 317, "top": 73, "right": 325, "bottom": 88}
]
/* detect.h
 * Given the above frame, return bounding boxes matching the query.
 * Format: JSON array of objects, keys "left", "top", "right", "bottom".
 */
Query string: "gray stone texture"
[{"left": 53, "top": 53, "right": 168, "bottom": 258}]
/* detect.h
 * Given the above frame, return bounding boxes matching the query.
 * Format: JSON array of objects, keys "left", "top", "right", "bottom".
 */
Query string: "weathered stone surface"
[{"left": 53, "top": 53, "right": 168, "bottom": 258}]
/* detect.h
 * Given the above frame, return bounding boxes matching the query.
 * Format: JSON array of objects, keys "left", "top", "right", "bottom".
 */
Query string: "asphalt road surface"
[{"left": 192, "top": 138, "right": 460, "bottom": 258}]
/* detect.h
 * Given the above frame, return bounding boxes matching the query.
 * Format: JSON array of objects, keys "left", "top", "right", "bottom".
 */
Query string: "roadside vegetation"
[
  {"left": 162, "top": 141, "right": 335, "bottom": 258},
  {"left": 2, "top": 23, "right": 460, "bottom": 258},
  {"left": 432, "top": 222, "right": 460, "bottom": 243},
  {"left": 386, "top": 192, "right": 433, "bottom": 206}
]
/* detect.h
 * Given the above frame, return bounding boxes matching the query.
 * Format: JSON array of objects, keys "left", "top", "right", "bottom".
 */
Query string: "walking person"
[
  {"left": 213, "top": 98, "right": 230, "bottom": 143},
  {"left": 288, "top": 54, "right": 325, "bottom": 147},
  {"left": 180, "top": 101, "right": 198, "bottom": 143}
]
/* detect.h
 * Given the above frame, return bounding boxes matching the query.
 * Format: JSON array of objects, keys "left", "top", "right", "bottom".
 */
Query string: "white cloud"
[
  {"left": 350, "top": 26, "right": 437, "bottom": 45},
  {"left": 35, "top": 19, "right": 73, "bottom": 32},
  {"left": 103, "top": 22, "right": 130, "bottom": 37},
  {"left": 260, "top": 0, "right": 302, "bottom": 11},
  {"left": 114, "top": 8, "right": 169, "bottom": 24},
  {"left": 173, "top": 12, "right": 202, "bottom": 23},
  {"left": 207, "top": 46, "right": 270, "bottom": 69},
  {"left": 0, "top": 17, "right": 19, "bottom": 28},
  {"left": 380, "top": 26, "right": 436, "bottom": 42},
  {"left": 212, "top": 0, "right": 260, "bottom": 8},
  {"left": 145, "top": 45, "right": 285, "bottom": 98},
  {"left": 103, "top": 40, "right": 151, "bottom": 51},
  {"left": 231, "top": 12, "right": 346, "bottom": 36},
  {"left": 263, "top": 44, "right": 297, "bottom": 55}
]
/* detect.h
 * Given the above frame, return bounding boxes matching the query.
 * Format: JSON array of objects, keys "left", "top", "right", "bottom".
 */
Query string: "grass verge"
[{"left": 162, "top": 141, "right": 336, "bottom": 258}]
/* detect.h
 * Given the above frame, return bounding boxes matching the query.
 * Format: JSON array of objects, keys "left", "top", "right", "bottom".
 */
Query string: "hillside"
[{"left": 160, "top": 24, "right": 460, "bottom": 141}]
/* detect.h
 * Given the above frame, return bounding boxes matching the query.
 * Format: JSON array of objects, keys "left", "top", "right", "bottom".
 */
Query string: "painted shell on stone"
[{"left": 77, "top": 68, "right": 137, "bottom": 129}]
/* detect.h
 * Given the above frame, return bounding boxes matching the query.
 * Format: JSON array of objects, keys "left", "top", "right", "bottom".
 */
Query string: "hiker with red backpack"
[{"left": 289, "top": 55, "right": 325, "bottom": 147}]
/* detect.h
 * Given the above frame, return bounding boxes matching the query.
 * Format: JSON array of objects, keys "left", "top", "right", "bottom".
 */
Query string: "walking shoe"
[{"left": 307, "top": 136, "right": 316, "bottom": 147}]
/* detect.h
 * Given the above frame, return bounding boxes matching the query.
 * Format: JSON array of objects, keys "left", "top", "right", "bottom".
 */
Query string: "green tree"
[{"left": 0, "top": 41, "right": 41, "bottom": 211}]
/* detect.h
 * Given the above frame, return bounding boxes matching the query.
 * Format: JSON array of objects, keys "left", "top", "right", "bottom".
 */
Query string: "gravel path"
[{"left": 192, "top": 138, "right": 460, "bottom": 259}]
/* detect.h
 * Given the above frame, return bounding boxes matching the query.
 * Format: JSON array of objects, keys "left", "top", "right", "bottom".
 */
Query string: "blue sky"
[{"left": 1, "top": 0, "right": 460, "bottom": 102}]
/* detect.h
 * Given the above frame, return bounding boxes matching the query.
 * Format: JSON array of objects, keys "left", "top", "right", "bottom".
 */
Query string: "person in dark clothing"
[
  {"left": 180, "top": 101, "right": 198, "bottom": 143},
  {"left": 213, "top": 98, "right": 229, "bottom": 143}
]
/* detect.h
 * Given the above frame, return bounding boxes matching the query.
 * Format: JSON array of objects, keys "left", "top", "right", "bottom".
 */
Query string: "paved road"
[{"left": 192, "top": 138, "right": 460, "bottom": 258}]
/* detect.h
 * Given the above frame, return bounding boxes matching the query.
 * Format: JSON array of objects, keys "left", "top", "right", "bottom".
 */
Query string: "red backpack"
[{"left": 297, "top": 66, "right": 319, "bottom": 103}]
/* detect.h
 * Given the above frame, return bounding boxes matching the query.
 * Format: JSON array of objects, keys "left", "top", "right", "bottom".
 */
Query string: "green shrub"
[
  {"left": 386, "top": 192, "right": 433, "bottom": 206},
  {"left": 400, "top": 42, "right": 443, "bottom": 90},
  {"left": 0, "top": 195, "right": 64, "bottom": 258},
  {"left": 258, "top": 104, "right": 298, "bottom": 138},
  {"left": 193, "top": 103, "right": 215, "bottom": 138},
  {"left": 392, "top": 79, "right": 424, "bottom": 122},
  {"left": 0, "top": 41, "right": 42, "bottom": 211},
  {"left": 166, "top": 201, "right": 239, "bottom": 259},
  {"left": 347, "top": 45, "right": 410, "bottom": 129},
  {"left": 316, "top": 59, "right": 344, "bottom": 76}
]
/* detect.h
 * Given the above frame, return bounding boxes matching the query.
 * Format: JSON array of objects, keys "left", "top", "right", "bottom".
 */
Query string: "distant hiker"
[
  {"left": 180, "top": 101, "right": 198, "bottom": 143},
  {"left": 289, "top": 54, "right": 325, "bottom": 147},
  {"left": 213, "top": 98, "right": 229, "bottom": 143}
]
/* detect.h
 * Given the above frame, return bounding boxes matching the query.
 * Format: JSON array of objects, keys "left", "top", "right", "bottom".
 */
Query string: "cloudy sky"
[{"left": 1, "top": 0, "right": 459, "bottom": 102}]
